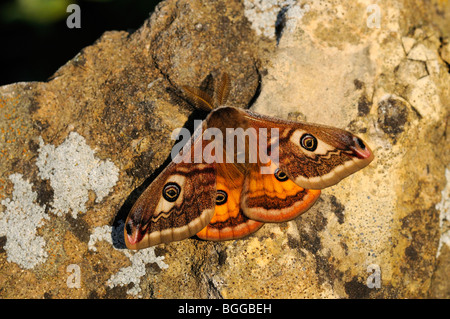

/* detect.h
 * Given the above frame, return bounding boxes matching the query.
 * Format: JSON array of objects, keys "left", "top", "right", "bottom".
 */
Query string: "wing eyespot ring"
[
  {"left": 216, "top": 190, "right": 228, "bottom": 206},
  {"left": 300, "top": 134, "right": 318, "bottom": 152},
  {"left": 162, "top": 182, "right": 181, "bottom": 202},
  {"left": 274, "top": 168, "right": 289, "bottom": 182}
]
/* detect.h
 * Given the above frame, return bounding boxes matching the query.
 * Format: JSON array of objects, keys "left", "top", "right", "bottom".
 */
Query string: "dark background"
[{"left": 0, "top": 0, "right": 162, "bottom": 86}]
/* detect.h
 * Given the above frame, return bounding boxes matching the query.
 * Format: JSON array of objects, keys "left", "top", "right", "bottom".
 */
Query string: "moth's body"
[{"left": 124, "top": 75, "right": 374, "bottom": 250}]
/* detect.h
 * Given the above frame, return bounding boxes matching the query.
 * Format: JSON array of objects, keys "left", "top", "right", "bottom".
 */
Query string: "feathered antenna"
[
  {"left": 214, "top": 72, "right": 231, "bottom": 107},
  {"left": 182, "top": 72, "right": 247, "bottom": 189},
  {"left": 181, "top": 72, "right": 230, "bottom": 111},
  {"left": 181, "top": 86, "right": 215, "bottom": 111}
]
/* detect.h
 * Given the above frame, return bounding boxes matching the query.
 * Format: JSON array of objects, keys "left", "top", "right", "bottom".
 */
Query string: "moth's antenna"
[
  {"left": 214, "top": 72, "right": 231, "bottom": 107},
  {"left": 181, "top": 72, "right": 231, "bottom": 111},
  {"left": 181, "top": 86, "right": 214, "bottom": 111}
]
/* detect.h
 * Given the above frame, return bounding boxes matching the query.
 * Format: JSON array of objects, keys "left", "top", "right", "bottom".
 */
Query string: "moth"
[{"left": 124, "top": 74, "right": 374, "bottom": 250}]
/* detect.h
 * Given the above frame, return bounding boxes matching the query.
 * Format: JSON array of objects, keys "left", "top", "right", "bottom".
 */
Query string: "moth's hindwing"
[
  {"left": 241, "top": 162, "right": 321, "bottom": 222},
  {"left": 196, "top": 164, "right": 264, "bottom": 241}
]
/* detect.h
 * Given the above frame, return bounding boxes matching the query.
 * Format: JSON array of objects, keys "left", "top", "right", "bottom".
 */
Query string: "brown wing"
[
  {"left": 124, "top": 124, "right": 216, "bottom": 250},
  {"left": 241, "top": 109, "right": 375, "bottom": 190}
]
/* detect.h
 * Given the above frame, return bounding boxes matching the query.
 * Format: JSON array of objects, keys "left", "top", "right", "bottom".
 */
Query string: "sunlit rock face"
[{"left": 0, "top": 0, "right": 449, "bottom": 299}]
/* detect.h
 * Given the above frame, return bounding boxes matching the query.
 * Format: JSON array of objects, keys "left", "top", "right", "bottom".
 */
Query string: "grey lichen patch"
[
  {"left": 88, "top": 222, "right": 169, "bottom": 297},
  {"left": 0, "top": 174, "right": 49, "bottom": 269},
  {"left": 36, "top": 132, "right": 119, "bottom": 218},
  {"left": 377, "top": 96, "right": 409, "bottom": 143}
]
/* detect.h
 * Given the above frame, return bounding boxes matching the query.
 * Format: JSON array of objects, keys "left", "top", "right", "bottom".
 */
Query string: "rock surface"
[{"left": 0, "top": 0, "right": 449, "bottom": 298}]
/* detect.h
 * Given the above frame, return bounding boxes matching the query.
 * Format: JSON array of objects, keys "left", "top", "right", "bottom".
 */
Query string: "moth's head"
[{"left": 282, "top": 124, "right": 374, "bottom": 189}]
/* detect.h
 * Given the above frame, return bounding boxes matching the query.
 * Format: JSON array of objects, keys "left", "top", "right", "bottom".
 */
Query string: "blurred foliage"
[
  {"left": 0, "top": 0, "right": 162, "bottom": 85},
  {"left": 1, "top": 0, "right": 73, "bottom": 25}
]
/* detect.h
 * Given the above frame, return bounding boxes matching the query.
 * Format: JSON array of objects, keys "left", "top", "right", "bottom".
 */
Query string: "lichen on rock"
[
  {"left": 36, "top": 132, "right": 119, "bottom": 218},
  {"left": 0, "top": 174, "right": 49, "bottom": 269}
]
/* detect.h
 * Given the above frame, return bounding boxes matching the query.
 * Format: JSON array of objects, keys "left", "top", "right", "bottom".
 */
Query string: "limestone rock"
[{"left": 0, "top": 0, "right": 449, "bottom": 298}]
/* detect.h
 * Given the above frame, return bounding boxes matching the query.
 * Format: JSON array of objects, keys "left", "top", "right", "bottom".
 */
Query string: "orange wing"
[
  {"left": 241, "top": 163, "right": 321, "bottom": 222},
  {"left": 196, "top": 167, "right": 264, "bottom": 241}
]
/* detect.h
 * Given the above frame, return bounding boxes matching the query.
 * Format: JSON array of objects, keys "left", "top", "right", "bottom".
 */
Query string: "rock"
[{"left": 0, "top": 0, "right": 449, "bottom": 298}]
